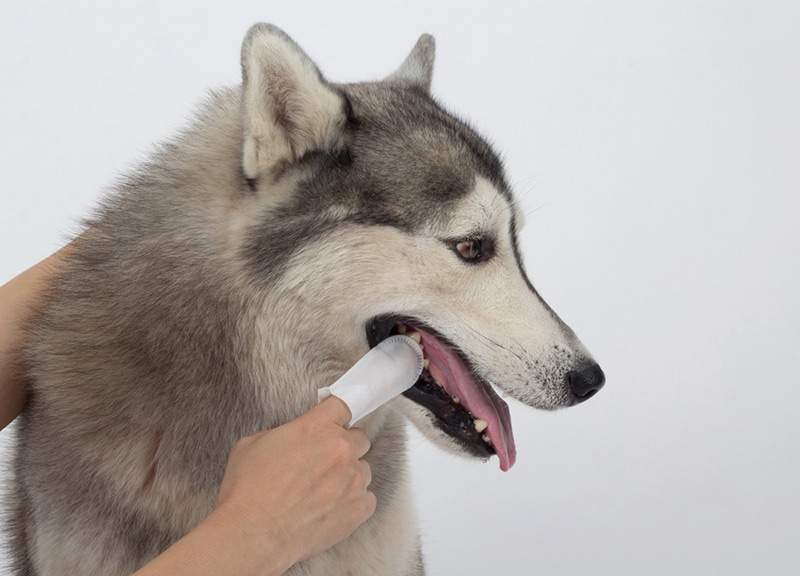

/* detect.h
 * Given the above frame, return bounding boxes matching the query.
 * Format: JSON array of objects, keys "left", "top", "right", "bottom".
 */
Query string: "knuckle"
[
  {"left": 301, "top": 417, "right": 325, "bottom": 438},
  {"left": 363, "top": 492, "right": 377, "bottom": 517},
  {"left": 349, "top": 427, "right": 370, "bottom": 445},
  {"left": 362, "top": 463, "right": 372, "bottom": 486},
  {"left": 331, "top": 435, "right": 354, "bottom": 459}
]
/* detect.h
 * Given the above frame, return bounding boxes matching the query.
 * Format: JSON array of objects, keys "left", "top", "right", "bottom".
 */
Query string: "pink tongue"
[{"left": 416, "top": 329, "right": 517, "bottom": 471}]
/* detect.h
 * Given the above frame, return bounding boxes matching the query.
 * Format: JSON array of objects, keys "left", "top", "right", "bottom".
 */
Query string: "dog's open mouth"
[{"left": 367, "top": 316, "right": 516, "bottom": 471}]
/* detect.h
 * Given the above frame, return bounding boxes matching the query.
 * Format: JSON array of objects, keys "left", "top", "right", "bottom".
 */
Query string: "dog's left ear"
[
  {"left": 387, "top": 34, "right": 435, "bottom": 93},
  {"left": 240, "top": 24, "right": 346, "bottom": 178}
]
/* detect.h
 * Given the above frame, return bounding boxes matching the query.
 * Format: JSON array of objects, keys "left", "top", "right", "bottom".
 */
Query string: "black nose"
[{"left": 566, "top": 362, "right": 605, "bottom": 404}]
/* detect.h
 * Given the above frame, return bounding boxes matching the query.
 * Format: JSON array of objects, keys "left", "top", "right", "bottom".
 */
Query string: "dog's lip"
[
  {"left": 366, "top": 315, "right": 517, "bottom": 471},
  {"left": 414, "top": 327, "right": 516, "bottom": 471}
]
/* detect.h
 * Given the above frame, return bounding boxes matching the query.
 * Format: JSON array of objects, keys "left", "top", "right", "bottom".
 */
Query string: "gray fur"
[
  {"left": 8, "top": 24, "right": 602, "bottom": 575},
  {"left": 387, "top": 34, "right": 436, "bottom": 92}
]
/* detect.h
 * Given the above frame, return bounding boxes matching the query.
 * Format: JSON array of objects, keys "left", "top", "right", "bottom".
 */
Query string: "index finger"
[{"left": 306, "top": 395, "right": 352, "bottom": 427}]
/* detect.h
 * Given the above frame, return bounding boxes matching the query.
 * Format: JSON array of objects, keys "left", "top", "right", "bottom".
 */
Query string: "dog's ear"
[
  {"left": 387, "top": 34, "right": 435, "bottom": 93},
  {"left": 240, "top": 24, "right": 346, "bottom": 178}
]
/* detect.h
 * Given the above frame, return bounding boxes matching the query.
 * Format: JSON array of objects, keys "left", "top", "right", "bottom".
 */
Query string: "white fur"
[
  {"left": 248, "top": 176, "right": 594, "bottom": 467},
  {"left": 12, "top": 26, "right": 601, "bottom": 576}
]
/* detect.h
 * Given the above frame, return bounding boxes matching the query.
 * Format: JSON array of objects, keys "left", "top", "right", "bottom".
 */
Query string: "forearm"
[
  {"left": 0, "top": 246, "right": 71, "bottom": 429},
  {"left": 3, "top": 245, "right": 371, "bottom": 575},
  {"left": 132, "top": 503, "right": 294, "bottom": 576}
]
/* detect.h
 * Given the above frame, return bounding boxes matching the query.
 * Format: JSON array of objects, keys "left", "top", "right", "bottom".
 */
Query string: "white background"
[{"left": 1, "top": 1, "right": 798, "bottom": 574}]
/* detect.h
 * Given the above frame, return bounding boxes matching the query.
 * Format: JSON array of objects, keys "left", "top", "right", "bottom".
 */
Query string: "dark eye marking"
[{"left": 446, "top": 236, "right": 495, "bottom": 264}]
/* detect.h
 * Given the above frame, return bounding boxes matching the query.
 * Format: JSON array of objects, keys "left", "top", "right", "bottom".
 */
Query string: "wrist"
[
  {"left": 212, "top": 499, "right": 300, "bottom": 575},
  {"left": 133, "top": 503, "right": 296, "bottom": 576}
]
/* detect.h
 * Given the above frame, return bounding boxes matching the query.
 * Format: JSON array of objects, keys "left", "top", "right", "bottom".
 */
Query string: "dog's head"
[{"left": 239, "top": 25, "right": 604, "bottom": 471}]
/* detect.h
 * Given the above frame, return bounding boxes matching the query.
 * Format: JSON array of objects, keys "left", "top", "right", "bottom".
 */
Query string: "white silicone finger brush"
[{"left": 317, "top": 335, "right": 424, "bottom": 428}]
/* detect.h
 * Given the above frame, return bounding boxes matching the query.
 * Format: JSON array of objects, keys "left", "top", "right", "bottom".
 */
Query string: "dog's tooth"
[
  {"left": 397, "top": 323, "right": 407, "bottom": 334},
  {"left": 407, "top": 332, "right": 421, "bottom": 344},
  {"left": 482, "top": 434, "right": 492, "bottom": 444},
  {"left": 452, "top": 396, "right": 460, "bottom": 404},
  {"left": 473, "top": 419, "right": 488, "bottom": 433},
  {"left": 423, "top": 359, "right": 430, "bottom": 370},
  {"left": 434, "top": 379, "right": 444, "bottom": 387}
]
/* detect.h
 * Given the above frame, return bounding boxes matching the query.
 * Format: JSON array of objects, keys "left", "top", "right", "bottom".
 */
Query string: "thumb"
[{"left": 307, "top": 395, "right": 352, "bottom": 427}]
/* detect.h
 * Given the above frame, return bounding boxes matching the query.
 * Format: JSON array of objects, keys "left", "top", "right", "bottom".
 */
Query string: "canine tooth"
[
  {"left": 473, "top": 419, "right": 488, "bottom": 433},
  {"left": 407, "top": 332, "right": 421, "bottom": 344},
  {"left": 423, "top": 359, "right": 430, "bottom": 369},
  {"left": 397, "top": 323, "right": 407, "bottom": 334},
  {"left": 482, "top": 434, "right": 492, "bottom": 444},
  {"left": 452, "top": 396, "right": 460, "bottom": 404}
]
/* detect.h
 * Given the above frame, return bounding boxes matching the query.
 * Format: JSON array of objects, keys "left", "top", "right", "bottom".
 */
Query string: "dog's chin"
[{"left": 366, "top": 315, "right": 516, "bottom": 471}]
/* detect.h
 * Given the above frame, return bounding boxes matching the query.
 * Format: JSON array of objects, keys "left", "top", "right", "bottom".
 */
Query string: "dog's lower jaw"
[{"left": 290, "top": 408, "right": 426, "bottom": 575}]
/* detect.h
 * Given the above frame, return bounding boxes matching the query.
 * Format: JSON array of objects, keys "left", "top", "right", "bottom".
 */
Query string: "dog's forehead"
[
  {"left": 353, "top": 85, "right": 502, "bottom": 169},
  {"left": 340, "top": 83, "right": 510, "bottom": 228}
]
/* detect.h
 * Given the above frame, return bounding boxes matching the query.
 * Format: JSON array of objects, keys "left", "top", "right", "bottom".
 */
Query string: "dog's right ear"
[
  {"left": 387, "top": 34, "right": 435, "bottom": 93},
  {"left": 240, "top": 24, "right": 346, "bottom": 179}
]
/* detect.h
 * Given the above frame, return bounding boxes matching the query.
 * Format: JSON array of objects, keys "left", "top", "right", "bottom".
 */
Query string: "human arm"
[
  {"left": 3, "top": 249, "right": 376, "bottom": 575},
  {"left": 133, "top": 396, "right": 376, "bottom": 576},
  {"left": 0, "top": 246, "right": 72, "bottom": 429}
]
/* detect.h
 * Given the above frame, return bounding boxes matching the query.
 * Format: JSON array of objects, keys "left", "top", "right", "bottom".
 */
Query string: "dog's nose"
[{"left": 566, "top": 362, "right": 605, "bottom": 403}]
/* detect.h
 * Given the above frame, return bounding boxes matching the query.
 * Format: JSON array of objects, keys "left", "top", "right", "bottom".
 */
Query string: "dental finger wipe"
[{"left": 317, "top": 335, "right": 424, "bottom": 428}]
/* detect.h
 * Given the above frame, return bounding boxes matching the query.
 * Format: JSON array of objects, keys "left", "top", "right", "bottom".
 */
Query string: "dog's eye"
[{"left": 449, "top": 237, "right": 494, "bottom": 263}]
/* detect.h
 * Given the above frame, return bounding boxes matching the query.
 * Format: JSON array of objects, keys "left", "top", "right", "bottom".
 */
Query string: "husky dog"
[{"left": 9, "top": 24, "right": 604, "bottom": 575}]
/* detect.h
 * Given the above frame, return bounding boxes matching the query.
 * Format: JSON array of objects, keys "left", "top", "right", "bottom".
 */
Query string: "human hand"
[{"left": 216, "top": 396, "right": 377, "bottom": 567}]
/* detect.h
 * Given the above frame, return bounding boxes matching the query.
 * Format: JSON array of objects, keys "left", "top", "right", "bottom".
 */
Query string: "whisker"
[{"left": 447, "top": 311, "right": 527, "bottom": 364}]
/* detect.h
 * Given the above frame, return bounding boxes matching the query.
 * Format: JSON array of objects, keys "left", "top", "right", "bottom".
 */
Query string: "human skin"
[
  {"left": 134, "top": 396, "right": 375, "bottom": 576},
  {"left": 1, "top": 250, "right": 376, "bottom": 576},
  {"left": 0, "top": 247, "right": 71, "bottom": 429}
]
